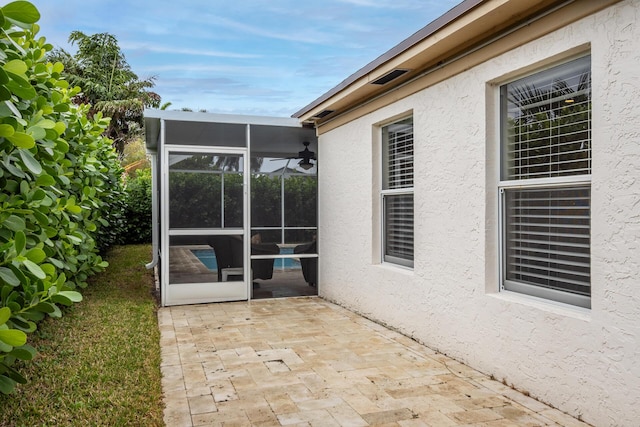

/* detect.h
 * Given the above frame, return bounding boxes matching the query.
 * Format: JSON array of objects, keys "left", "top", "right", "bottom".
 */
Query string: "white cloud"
[
  {"left": 29, "top": 0, "right": 462, "bottom": 115},
  {"left": 122, "top": 42, "right": 262, "bottom": 59},
  {"left": 192, "top": 14, "right": 333, "bottom": 45}
]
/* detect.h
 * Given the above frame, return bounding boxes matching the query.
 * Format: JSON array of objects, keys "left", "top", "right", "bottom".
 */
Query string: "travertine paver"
[{"left": 159, "top": 297, "right": 590, "bottom": 426}]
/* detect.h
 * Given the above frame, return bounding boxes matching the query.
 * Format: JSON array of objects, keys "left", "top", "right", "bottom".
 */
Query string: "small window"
[
  {"left": 382, "top": 117, "right": 414, "bottom": 267},
  {"left": 499, "top": 55, "right": 591, "bottom": 308}
]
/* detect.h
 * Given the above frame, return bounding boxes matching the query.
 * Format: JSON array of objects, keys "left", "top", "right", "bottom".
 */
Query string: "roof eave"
[
  {"left": 292, "top": 0, "right": 484, "bottom": 121},
  {"left": 292, "top": 0, "right": 581, "bottom": 125}
]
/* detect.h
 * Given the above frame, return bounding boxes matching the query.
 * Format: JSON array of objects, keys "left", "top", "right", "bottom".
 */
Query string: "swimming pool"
[
  {"left": 192, "top": 249, "right": 218, "bottom": 270},
  {"left": 191, "top": 247, "right": 301, "bottom": 271}
]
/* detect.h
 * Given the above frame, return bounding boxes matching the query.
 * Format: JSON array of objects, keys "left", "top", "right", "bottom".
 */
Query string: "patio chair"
[
  {"left": 208, "top": 235, "right": 278, "bottom": 282},
  {"left": 251, "top": 242, "right": 280, "bottom": 280},
  {"left": 294, "top": 241, "right": 317, "bottom": 286}
]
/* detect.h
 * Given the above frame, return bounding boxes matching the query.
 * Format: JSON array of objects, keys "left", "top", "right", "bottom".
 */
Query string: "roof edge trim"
[{"left": 292, "top": 0, "right": 484, "bottom": 119}]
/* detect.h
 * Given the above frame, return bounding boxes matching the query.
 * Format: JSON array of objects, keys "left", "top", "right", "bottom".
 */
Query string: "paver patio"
[{"left": 159, "top": 297, "right": 589, "bottom": 426}]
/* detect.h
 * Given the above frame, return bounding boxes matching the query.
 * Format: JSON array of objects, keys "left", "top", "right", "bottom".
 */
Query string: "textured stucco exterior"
[{"left": 316, "top": 1, "right": 640, "bottom": 425}]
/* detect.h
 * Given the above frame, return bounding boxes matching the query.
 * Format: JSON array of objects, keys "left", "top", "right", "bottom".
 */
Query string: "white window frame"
[
  {"left": 381, "top": 116, "right": 414, "bottom": 268},
  {"left": 498, "top": 54, "right": 591, "bottom": 308}
]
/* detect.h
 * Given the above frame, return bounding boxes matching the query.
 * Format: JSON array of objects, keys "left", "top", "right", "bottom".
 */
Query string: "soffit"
[{"left": 292, "top": 0, "right": 590, "bottom": 125}]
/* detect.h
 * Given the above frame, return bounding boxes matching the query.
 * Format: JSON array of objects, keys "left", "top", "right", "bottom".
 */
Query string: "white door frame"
[{"left": 161, "top": 143, "right": 250, "bottom": 306}]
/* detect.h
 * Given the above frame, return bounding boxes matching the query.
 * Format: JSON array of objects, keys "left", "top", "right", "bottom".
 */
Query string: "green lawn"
[{"left": 0, "top": 244, "right": 164, "bottom": 427}]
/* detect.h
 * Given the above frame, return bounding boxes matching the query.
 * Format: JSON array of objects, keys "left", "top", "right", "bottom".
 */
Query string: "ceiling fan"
[{"left": 272, "top": 141, "right": 316, "bottom": 170}]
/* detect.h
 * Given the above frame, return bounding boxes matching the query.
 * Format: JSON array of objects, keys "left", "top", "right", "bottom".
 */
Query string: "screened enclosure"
[{"left": 144, "top": 111, "right": 318, "bottom": 306}]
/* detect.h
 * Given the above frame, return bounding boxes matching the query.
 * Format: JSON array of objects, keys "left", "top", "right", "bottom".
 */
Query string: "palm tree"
[{"left": 48, "top": 31, "right": 161, "bottom": 155}]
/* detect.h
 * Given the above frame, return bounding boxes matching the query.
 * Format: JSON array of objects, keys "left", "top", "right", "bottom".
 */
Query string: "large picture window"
[
  {"left": 499, "top": 55, "right": 591, "bottom": 308},
  {"left": 382, "top": 117, "right": 414, "bottom": 267}
]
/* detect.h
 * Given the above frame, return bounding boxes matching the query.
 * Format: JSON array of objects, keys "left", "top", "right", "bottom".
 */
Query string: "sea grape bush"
[{"left": 0, "top": 1, "right": 126, "bottom": 393}]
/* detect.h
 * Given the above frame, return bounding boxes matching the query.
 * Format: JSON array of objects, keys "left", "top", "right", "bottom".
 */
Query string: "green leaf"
[
  {"left": 48, "top": 258, "right": 64, "bottom": 269},
  {"left": 10, "top": 344, "right": 36, "bottom": 361},
  {"left": 0, "top": 267, "right": 20, "bottom": 287},
  {"left": 3, "top": 215, "right": 25, "bottom": 231},
  {"left": 0, "top": 123, "right": 14, "bottom": 137},
  {"left": 35, "top": 173, "right": 55, "bottom": 186},
  {"left": 2, "top": 59, "right": 27, "bottom": 75},
  {"left": 0, "top": 85, "right": 11, "bottom": 102},
  {"left": 7, "top": 131, "right": 34, "bottom": 148},
  {"left": 30, "top": 188, "right": 45, "bottom": 201},
  {"left": 3, "top": 159, "right": 25, "bottom": 178},
  {"left": 9, "top": 317, "right": 35, "bottom": 333},
  {"left": 14, "top": 229, "right": 25, "bottom": 254},
  {"left": 53, "top": 103, "right": 69, "bottom": 113},
  {"left": 0, "top": 329, "right": 27, "bottom": 346},
  {"left": 17, "top": 309, "right": 43, "bottom": 321},
  {"left": 46, "top": 303, "right": 61, "bottom": 318},
  {"left": 33, "top": 301, "right": 54, "bottom": 313},
  {"left": 66, "top": 204, "right": 82, "bottom": 214},
  {"left": 6, "top": 78, "right": 36, "bottom": 100},
  {"left": 18, "top": 148, "right": 42, "bottom": 175},
  {"left": 32, "top": 209, "right": 49, "bottom": 224},
  {"left": 25, "top": 247, "right": 45, "bottom": 263},
  {"left": 26, "top": 124, "right": 45, "bottom": 140},
  {"left": 7, "top": 264, "right": 26, "bottom": 286},
  {"left": 66, "top": 234, "right": 82, "bottom": 243},
  {"left": 52, "top": 62, "right": 64, "bottom": 74},
  {"left": 50, "top": 293, "right": 72, "bottom": 306},
  {"left": 0, "top": 307, "right": 10, "bottom": 325},
  {"left": 53, "top": 121, "right": 65, "bottom": 135},
  {"left": 0, "top": 374, "right": 16, "bottom": 394},
  {"left": 2, "top": 1, "right": 40, "bottom": 25},
  {"left": 3, "top": 179, "right": 18, "bottom": 192},
  {"left": 40, "top": 263, "right": 55, "bottom": 276},
  {"left": 19, "top": 178, "right": 28, "bottom": 195},
  {"left": 36, "top": 119, "right": 55, "bottom": 129},
  {"left": 3, "top": 100, "right": 20, "bottom": 118},
  {"left": 3, "top": 365, "right": 26, "bottom": 384},
  {"left": 57, "top": 290, "right": 82, "bottom": 303},
  {"left": 22, "top": 260, "right": 45, "bottom": 279},
  {"left": 5, "top": 70, "right": 29, "bottom": 88}
]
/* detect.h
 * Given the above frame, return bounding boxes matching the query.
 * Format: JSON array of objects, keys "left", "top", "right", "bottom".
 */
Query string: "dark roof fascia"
[{"left": 291, "top": 0, "right": 485, "bottom": 119}]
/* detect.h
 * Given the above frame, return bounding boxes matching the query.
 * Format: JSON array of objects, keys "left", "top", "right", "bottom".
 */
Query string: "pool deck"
[{"left": 159, "top": 297, "right": 589, "bottom": 426}]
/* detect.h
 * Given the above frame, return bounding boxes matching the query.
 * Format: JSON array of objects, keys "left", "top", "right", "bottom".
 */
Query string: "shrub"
[
  {"left": 0, "top": 1, "right": 126, "bottom": 393},
  {"left": 121, "top": 168, "right": 152, "bottom": 244}
]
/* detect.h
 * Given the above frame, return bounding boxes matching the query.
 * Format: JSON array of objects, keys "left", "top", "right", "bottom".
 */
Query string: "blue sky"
[{"left": 29, "top": 0, "right": 460, "bottom": 116}]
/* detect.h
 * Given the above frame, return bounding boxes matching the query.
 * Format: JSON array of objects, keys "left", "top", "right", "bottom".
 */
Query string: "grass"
[{"left": 0, "top": 244, "right": 164, "bottom": 427}]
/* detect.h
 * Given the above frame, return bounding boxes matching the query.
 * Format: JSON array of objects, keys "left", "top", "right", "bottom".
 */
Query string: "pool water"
[
  {"left": 192, "top": 249, "right": 218, "bottom": 270},
  {"left": 191, "top": 248, "right": 301, "bottom": 271}
]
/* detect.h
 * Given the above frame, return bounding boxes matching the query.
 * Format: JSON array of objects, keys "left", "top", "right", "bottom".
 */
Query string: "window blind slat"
[
  {"left": 508, "top": 252, "right": 590, "bottom": 267},
  {"left": 508, "top": 270, "right": 590, "bottom": 288},
  {"left": 509, "top": 222, "right": 590, "bottom": 231},
  {"left": 504, "top": 185, "right": 591, "bottom": 296},
  {"left": 509, "top": 237, "right": 590, "bottom": 249}
]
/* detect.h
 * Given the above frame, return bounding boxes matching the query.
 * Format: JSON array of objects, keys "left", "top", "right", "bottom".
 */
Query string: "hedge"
[{"left": 0, "top": 1, "right": 126, "bottom": 393}]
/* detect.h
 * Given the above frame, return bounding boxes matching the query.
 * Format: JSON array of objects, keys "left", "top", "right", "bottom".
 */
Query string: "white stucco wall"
[{"left": 316, "top": 1, "right": 640, "bottom": 425}]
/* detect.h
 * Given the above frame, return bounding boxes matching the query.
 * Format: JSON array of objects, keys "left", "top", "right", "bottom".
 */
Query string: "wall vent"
[
  {"left": 313, "top": 109, "right": 334, "bottom": 118},
  {"left": 371, "top": 69, "right": 409, "bottom": 85}
]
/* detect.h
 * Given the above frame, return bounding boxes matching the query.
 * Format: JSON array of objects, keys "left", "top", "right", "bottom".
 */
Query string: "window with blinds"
[
  {"left": 499, "top": 55, "right": 591, "bottom": 308},
  {"left": 382, "top": 117, "right": 414, "bottom": 267},
  {"left": 502, "top": 55, "right": 591, "bottom": 180}
]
